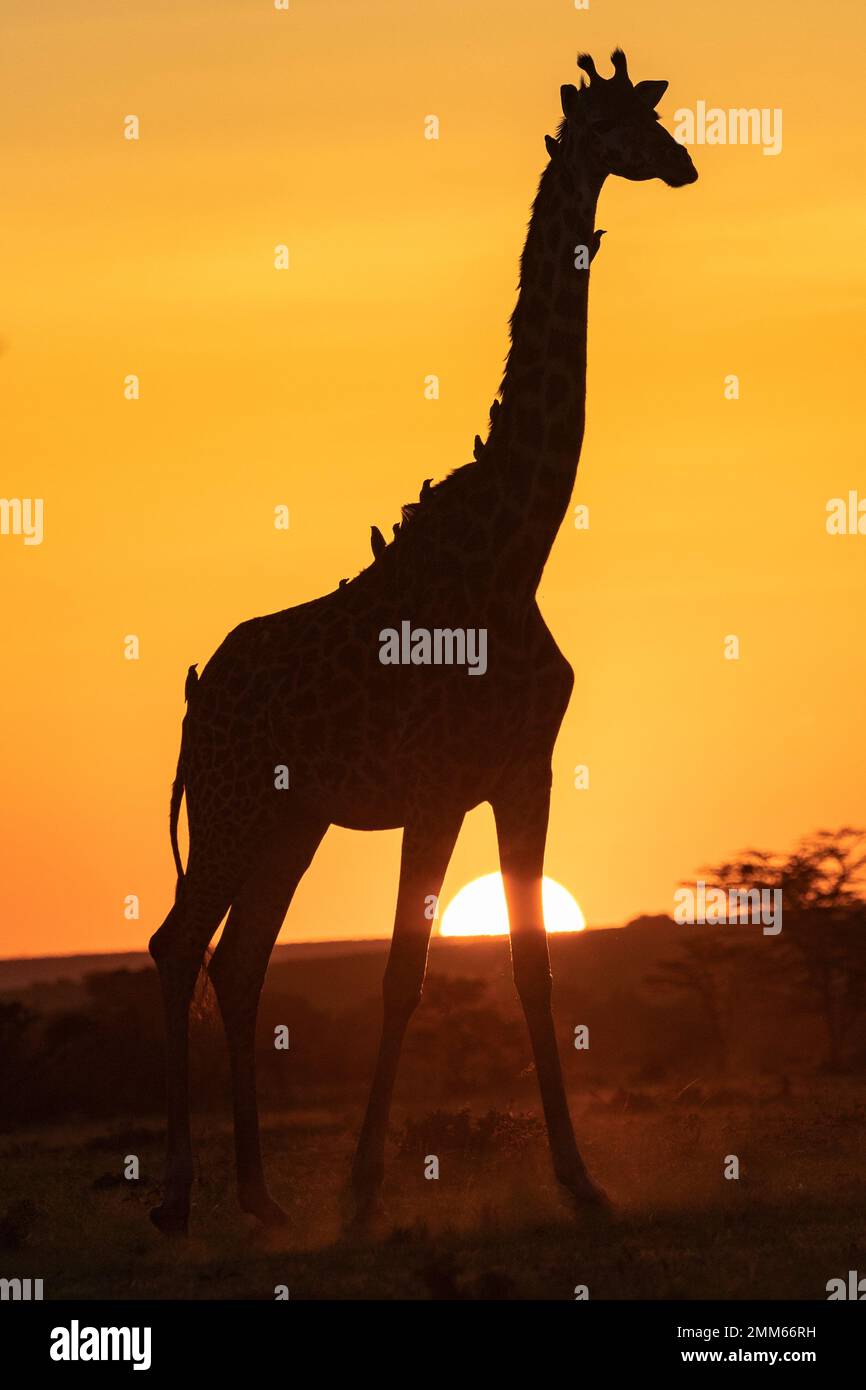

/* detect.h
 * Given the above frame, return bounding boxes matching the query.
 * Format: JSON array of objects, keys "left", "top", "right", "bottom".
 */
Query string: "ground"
[{"left": 2, "top": 1079, "right": 863, "bottom": 1300}]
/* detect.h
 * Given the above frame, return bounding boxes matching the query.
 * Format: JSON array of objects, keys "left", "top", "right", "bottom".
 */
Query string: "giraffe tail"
[
  {"left": 169, "top": 664, "right": 198, "bottom": 888},
  {"left": 169, "top": 756, "right": 185, "bottom": 885},
  {"left": 168, "top": 734, "right": 213, "bottom": 1021}
]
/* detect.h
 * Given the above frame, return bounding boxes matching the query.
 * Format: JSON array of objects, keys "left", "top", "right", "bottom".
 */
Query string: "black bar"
[{"left": 2, "top": 1299, "right": 857, "bottom": 1374}]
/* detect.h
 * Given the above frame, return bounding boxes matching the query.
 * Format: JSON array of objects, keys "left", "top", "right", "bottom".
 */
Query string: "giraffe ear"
[
  {"left": 634, "top": 79, "right": 668, "bottom": 109},
  {"left": 560, "top": 83, "right": 580, "bottom": 119}
]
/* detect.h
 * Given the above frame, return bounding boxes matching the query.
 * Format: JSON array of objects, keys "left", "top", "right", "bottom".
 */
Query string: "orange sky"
[{"left": 3, "top": 0, "right": 865, "bottom": 956}]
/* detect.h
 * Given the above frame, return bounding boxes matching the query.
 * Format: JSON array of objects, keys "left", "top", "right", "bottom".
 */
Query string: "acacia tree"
[
  {"left": 649, "top": 936, "right": 749, "bottom": 1075},
  {"left": 701, "top": 828, "right": 866, "bottom": 1071}
]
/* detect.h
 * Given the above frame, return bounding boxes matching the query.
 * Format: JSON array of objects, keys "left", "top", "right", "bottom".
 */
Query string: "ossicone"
[{"left": 610, "top": 48, "right": 629, "bottom": 81}]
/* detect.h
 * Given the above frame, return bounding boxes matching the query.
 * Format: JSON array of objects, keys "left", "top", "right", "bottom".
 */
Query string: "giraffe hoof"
[
  {"left": 344, "top": 1193, "right": 386, "bottom": 1239},
  {"left": 559, "top": 1176, "right": 614, "bottom": 1217},
  {"left": 239, "top": 1192, "right": 289, "bottom": 1227},
  {"left": 149, "top": 1203, "right": 189, "bottom": 1238}
]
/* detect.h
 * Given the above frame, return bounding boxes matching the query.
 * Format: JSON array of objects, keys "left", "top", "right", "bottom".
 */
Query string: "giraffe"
[{"left": 149, "top": 49, "right": 697, "bottom": 1236}]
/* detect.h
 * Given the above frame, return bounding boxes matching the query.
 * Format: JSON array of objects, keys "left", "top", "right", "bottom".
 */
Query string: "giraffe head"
[{"left": 559, "top": 49, "right": 697, "bottom": 188}]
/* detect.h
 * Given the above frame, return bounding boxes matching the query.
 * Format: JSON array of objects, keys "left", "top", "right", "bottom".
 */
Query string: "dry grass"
[{"left": 1, "top": 1078, "right": 864, "bottom": 1300}]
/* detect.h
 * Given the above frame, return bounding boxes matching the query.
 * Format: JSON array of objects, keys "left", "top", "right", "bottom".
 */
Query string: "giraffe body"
[
  {"left": 185, "top": 576, "right": 571, "bottom": 837},
  {"left": 149, "top": 49, "right": 696, "bottom": 1236}
]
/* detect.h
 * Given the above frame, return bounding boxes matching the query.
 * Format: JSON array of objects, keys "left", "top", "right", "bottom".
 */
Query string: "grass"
[{"left": 1, "top": 1079, "right": 864, "bottom": 1300}]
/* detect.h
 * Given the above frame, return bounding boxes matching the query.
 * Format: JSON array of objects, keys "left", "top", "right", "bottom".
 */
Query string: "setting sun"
[{"left": 439, "top": 873, "right": 586, "bottom": 937}]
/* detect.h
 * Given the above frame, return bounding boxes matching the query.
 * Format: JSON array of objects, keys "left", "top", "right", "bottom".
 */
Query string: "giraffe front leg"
[
  {"left": 350, "top": 808, "right": 464, "bottom": 1230},
  {"left": 493, "top": 767, "right": 611, "bottom": 1214}
]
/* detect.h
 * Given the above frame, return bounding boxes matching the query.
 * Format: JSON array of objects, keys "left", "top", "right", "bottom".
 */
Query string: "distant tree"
[
  {"left": 701, "top": 828, "right": 866, "bottom": 1071},
  {"left": 0, "top": 999, "right": 36, "bottom": 1055},
  {"left": 648, "top": 937, "right": 754, "bottom": 1074},
  {"left": 405, "top": 975, "right": 524, "bottom": 1097},
  {"left": 0, "top": 1001, "right": 37, "bottom": 1118}
]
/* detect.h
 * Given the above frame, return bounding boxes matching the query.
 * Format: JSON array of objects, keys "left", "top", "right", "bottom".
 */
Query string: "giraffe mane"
[
  {"left": 498, "top": 146, "right": 564, "bottom": 399},
  {"left": 369, "top": 121, "right": 569, "bottom": 562},
  {"left": 364, "top": 453, "right": 489, "bottom": 568}
]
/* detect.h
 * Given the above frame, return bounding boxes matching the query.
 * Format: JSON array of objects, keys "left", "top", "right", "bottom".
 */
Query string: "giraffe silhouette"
[{"left": 149, "top": 49, "right": 697, "bottom": 1236}]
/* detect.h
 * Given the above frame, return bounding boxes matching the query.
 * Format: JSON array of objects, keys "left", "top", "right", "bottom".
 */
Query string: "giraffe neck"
[{"left": 489, "top": 137, "right": 605, "bottom": 596}]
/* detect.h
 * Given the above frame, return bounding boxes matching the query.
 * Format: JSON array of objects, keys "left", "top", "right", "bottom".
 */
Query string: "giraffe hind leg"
[
  {"left": 209, "top": 815, "right": 328, "bottom": 1226},
  {"left": 149, "top": 872, "right": 234, "bottom": 1236}
]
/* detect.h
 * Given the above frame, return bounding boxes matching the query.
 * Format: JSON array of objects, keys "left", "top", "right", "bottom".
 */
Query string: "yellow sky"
[{"left": 2, "top": 0, "right": 865, "bottom": 956}]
